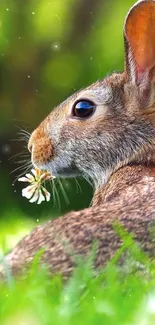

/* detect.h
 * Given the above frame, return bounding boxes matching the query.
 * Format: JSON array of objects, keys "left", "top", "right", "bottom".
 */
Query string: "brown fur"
[{"left": 29, "top": 119, "right": 54, "bottom": 165}]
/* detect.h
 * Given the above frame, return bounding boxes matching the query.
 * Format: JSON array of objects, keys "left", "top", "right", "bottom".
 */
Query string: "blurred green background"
[{"left": 0, "top": 0, "right": 135, "bottom": 250}]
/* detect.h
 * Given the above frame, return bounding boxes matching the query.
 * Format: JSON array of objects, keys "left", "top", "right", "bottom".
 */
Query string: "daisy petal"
[
  {"left": 22, "top": 184, "right": 37, "bottom": 199},
  {"left": 29, "top": 189, "right": 39, "bottom": 203},
  {"left": 37, "top": 191, "right": 45, "bottom": 204},
  {"left": 40, "top": 173, "right": 51, "bottom": 182},
  {"left": 31, "top": 169, "right": 37, "bottom": 177},
  {"left": 18, "top": 176, "right": 29, "bottom": 182},
  {"left": 42, "top": 187, "right": 51, "bottom": 202},
  {"left": 25, "top": 173, "right": 35, "bottom": 181}
]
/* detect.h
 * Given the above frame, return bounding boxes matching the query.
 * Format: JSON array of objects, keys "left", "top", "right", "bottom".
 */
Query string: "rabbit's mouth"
[
  {"left": 50, "top": 166, "right": 80, "bottom": 178},
  {"left": 31, "top": 154, "right": 81, "bottom": 178},
  {"left": 49, "top": 162, "right": 81, "bottom": 178}
]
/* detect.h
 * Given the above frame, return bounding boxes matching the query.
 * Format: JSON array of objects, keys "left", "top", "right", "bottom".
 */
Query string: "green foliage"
[{"left": 0, "top": 238, "right": 155, "bottom": 325}]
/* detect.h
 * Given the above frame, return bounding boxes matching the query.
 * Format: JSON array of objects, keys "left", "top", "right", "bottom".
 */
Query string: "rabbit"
[{"left": 1, "top": 0, "right": 155, "bottom": 279}]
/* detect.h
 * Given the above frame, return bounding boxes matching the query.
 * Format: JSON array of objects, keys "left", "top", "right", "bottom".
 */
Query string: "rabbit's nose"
[{"left": 27, "top": 126, "right": 54, "bottom": 166}]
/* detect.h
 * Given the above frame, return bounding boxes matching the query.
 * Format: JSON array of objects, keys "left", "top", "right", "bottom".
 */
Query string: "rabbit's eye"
[{"left": 72, "top": 100, "right": 95, "bottom": 118}]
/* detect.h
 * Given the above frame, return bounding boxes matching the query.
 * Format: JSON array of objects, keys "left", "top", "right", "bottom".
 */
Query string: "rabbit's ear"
[{"left": 124, "top": 0, "right": 155, "bottom": 100}]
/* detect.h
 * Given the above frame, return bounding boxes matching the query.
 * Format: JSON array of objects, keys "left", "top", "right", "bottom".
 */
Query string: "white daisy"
[{"left": 18, "top": 169, "right": 55, "bottom": 204}]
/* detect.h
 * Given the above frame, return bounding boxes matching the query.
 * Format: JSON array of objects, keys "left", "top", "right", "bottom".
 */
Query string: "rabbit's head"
[{"left": 28, "top": 0, "right": 155, "bottom": 188}]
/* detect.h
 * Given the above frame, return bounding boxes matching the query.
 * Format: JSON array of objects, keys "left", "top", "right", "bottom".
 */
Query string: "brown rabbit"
[{"left": 1, "top": 0, "right": 155, "bottom": 279}]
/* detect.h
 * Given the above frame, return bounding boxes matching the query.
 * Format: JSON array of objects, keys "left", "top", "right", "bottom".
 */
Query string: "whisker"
[
  {"left": 14, "top": 126, "right": 31, "bottom": 144},
  {"left": 11, "top": 136, "right": 29, "bottom": 144},
  {"left": 11, "top": 138, "right": 27, "bottom": 143},
  {"left": 83, "top": 174, "right": 94, "bottom": 188},
  {"left": 9, "top": 152, "right": 30, "bottom": 161},
  {"left": 13, "top": 165, "right": 32, "bottom": 184},
  {"left": 17, "top": 133, "right": 30, "bottom": 140},
  {"left": 17, "top": 138, "right": 29, "bottom": 144},
  {"left": 74, "top": 177, "right": 82, "bottom": 194},
  {"left": 18, "top": 135, "right": 30, "bottom": 141},
  {"left": 51, "top": 179, "right": 61, "bottom": 211},
  {"left": 57, "top": 178, "right": 70, "bottom": 205},
  {"left": 49, "top": 180, "right": 58, "bottom": 209},
  {"left": 13, "top": 159, "right": 31, "bottom": 165},
  {"left": 8, "top": 124, "right": 32, "bottom": 185},
  {"left": 18, "top": 130, "right": 30, "bottom": 136},
  {"left": 10, "top": 161, "right": 31, "bottom": 175},
  {"left": 17, "top": 130, "right": 30, "bottom": 135},
  {"left": 41, "top": 175, "right": 61, "bottom": 210},
  {"left": 14, "top": 125, "right": 31, "bottom": 135}
]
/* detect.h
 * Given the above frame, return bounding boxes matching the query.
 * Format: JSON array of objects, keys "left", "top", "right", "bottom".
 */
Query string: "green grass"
[{"left": 0, "top": 234, "right": 155, "bottom": 325}]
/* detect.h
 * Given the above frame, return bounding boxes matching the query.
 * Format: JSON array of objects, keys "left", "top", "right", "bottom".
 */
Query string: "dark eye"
[{"left": 72, "top": 100, "right": 96, "bottom": 119}]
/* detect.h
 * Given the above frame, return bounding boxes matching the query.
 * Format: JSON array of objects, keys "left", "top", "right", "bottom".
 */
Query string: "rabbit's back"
[{"left": 2, "top": 165, "right": 155, "bottom": 279}]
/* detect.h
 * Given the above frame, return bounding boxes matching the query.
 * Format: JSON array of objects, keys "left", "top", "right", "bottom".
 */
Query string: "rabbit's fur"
[{"left": 2, "top": 0, "right": 155, "bottom": 279}]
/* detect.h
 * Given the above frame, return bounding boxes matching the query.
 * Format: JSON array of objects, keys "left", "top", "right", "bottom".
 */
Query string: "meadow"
[{"left": 1, "top": 233, "right": 155, "bottom": 325}]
